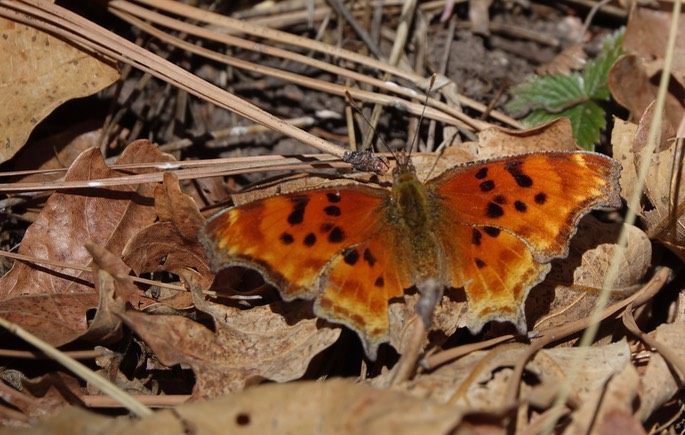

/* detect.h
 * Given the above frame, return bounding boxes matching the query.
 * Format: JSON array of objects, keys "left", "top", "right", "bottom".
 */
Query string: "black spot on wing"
[
  {"left": 327, "top": 192, "right": 341, "bottom": 203},
  {"left": 486, "top": 202, "right": 504, "bottom": 218},
  {"left": 287, "top": 196, "right": 309, "bottom": 225},
  {"left": 475, "top": 167, "right": 488, "bottom": 179},
  {"left": 479, "top": 180, "right": 495, "bottom": 192},
  {"left": 504, "top": 160, "right": 533, "bottom": 188},
  {"left": 303, "top": 233, "right": 316, "bottom": 246},
  {"left": 280, "top": 232, "right": 294, "bottom": 245},
  {"left": 363, "top": 249, "right": 377, "bottom": 267},
  {"left": 472, "top": 229, "right": 482, "bottom": 246},
  {"left": 535, "top": 192, "right": 547, "bottom": 204},
  {"left": 484, "top": 226, "right": 500, "bottom": 237},
  {"left": 329, "top": 227, "right": 345, "bottom": 243},
  {"left": 324, "top": 205, "right": 341, "bottom": 216},
  {"left": 343, "top": 248, "right": 359, "bottom": 265}
]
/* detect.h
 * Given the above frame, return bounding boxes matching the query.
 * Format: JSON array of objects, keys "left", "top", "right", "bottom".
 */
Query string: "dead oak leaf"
[
  {"left": 0, "top": 15, "right": 119, "bottom": 163},
  {"left": 12, "top": 379, "right": 465, "bottom": 434},
  {"left": 117, "top": 271, "right": 341, "bottom": 399},
  {"left": 123, "top": 173, "right": 212, "bottom": 308},
  {"left": 0, "top": 140, "right": 172, "bottom": 346}
]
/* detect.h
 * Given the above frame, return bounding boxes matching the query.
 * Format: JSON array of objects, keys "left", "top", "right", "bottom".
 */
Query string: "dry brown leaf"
[
  {"left": 636, "top": 322, "right": 685, "bottom": 421},
  {"left": 117, "top": 271, "right": 341, "bottom": 399},
  {"left": 472, "top": 118, "right": 579, "bottom": 159},
  {"left": 614, "top": 106, "right": 685, "bottom": 260},
  {"left": 559, "top": 346, "right": 639, "bottom": 434},
  {"left": 612, "top": 5, "right": 685, "bottom": 127},
  {"left": 0, "top": 16, "right": 119, "bottom": 163},
  {"left": 80, "top": 243, "right": 142, "bottom": 343},
  {"left": 404, "top": 340, "right": 633, "bottom": 416},
  {"left": 528, "top": 218, "right": 650, "bottom": 332},
  {"left": 623, "top": 5, "right": 685, "bottom": 60},
  {"left": 0, "top": 406, "right": 121, "bottom": 434},
  {"left": 536, "top": 43, "right": 587, "bottom": 76},
  {"left": 0, "top": 371, "right": 82, "bottom": 427},
  {"left": 4, "top": 379, "right": 465, "bottom": 434},
  {"left": 12, "top": 123, "right": 121, "bottom": 185},
  {"left": 122, "top": 172, "right": 212, "bottom": 308},
  {"left": 0, "top": 140, "right": 170, "bottom": 346},
  {"left": 608, "top": 55, "right": 657, "bottom": 122},
  {"left": 597, "top": 410, "right": 648, "bottom": 435},
  {"left": 612, "top": 117, "right": 641, "bottom": 205}
]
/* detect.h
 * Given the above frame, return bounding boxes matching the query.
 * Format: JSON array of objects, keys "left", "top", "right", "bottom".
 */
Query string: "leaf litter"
[{"left": 0, "top": 1, "right": 683, "bottom": 433}]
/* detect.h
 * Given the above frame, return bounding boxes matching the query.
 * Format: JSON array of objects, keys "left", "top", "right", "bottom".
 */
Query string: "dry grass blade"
[{"left": 0, "top": 315, "right": 152, "bottom": 418}]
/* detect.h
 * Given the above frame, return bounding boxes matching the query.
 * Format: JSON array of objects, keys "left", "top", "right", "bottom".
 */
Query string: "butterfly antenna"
[
  {"left": 344, "top": 90, "right": 396, "bottom": 160},
  {"left": 407, "top": 74, "right": 437, "bottom": 159}
]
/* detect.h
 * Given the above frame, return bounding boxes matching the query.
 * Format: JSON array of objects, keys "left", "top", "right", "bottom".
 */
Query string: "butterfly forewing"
[
  {"left": 429, "top": 152, "right": 622, "bottom": 263},
  {"left": 200, "top": 185, "right": 411, "bottom": 357}
]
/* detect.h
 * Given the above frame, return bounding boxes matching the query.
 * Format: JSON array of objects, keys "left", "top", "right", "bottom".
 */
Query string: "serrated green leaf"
[
  {"left": 583, "top": 28, "right": 625, "bottom": 99},
  {"left": 521, "top": 101, "right": 605, "bottom": 150},
  {"left": 505, "top": 73, "right": 584, "bottom": 115},
  {"left": 506, "top": 28, "right": 625, "bottom": 150}
]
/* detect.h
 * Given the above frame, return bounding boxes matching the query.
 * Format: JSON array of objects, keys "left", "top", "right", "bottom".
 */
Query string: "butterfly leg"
[
  {"left": 390, "top": 279, "right": 445, "bottom": 385},
  {"left": 415, "top": 278, "right": 445, "bottom": 328}
]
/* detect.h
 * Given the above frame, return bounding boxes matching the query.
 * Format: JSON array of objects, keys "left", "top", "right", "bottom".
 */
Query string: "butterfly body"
[
  {"left": 200, "top": 151, "right": 621, "bottom": 358},
  {"left": 387, "top": 160, "right": 450, "bottom": 285}
]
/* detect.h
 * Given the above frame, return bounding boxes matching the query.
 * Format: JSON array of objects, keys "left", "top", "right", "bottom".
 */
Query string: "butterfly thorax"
[{"left": 391, "top": 165, "right": 431, "bottom": 229}]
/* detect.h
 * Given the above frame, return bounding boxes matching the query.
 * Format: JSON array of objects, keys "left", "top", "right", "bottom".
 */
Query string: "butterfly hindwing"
[{"left": 439, "top": 222, "right": 550, "bottom": 332}]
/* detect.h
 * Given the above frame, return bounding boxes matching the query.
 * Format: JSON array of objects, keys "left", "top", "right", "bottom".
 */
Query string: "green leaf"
[
  {"left": 505, "top": 28, "right": 625, "bottom": 150},
  {"left": 583, "top": 29, "right": 625, "bottom": 99},
  {"left": 506, "top": 73, "right": 584, "bottom": 115}
]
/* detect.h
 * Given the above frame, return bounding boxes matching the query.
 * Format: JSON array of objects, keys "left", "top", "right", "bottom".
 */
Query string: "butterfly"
[{"left": 199, "top": 151, "right": 621, "bottom": 359}]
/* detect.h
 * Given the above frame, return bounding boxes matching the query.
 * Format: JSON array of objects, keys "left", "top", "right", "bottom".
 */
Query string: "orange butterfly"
[{"left": 200, "top": 152, "right": 621, "bottom": 358}]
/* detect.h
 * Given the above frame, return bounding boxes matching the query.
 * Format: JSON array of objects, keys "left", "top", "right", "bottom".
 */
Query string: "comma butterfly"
[{"left": 199, "top": 151, "right": 621, "bottom": 358}]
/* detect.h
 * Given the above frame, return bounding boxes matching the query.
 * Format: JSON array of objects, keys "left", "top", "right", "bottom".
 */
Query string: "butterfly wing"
[
  {"left": 200, "top": 186, "right": 411, "bottom": 358},
  {"left": 429, "top": 151, "right": 621, "bottom": 331},
  {"left": 439, "top": 223, "right": 550, "bottom": 332}
]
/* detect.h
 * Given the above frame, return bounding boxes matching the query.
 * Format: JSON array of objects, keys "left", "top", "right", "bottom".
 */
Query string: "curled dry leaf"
[
  {"left": 0, "top": 16, "right": 119, "bottom": 163},
  {"left": 8, "top": 379, "right": 465, "bottom": 434},
  {"left": 613, "top": 107, "right": 685, "bottom": 260},
  {"left": 0, "top": 371, "right": 82, "bottom": 427},
  {"left": 636, "top": 322, "right": 685, "bottom": 421},
  {"left": 117, "top": 269, "right": 341, "bottom": 399},
  {"left": 472, "top": 118, "right": 579, "bottom": 159},
  {"left": 123, "top": 172, "right": 212, "bottom": 309},
  {"left": 82, "top": 242, "right": 154, "bottom": 344},
  {"left": 0, "top": 140, "right": 171, "bottom": 346},
  {"left": 528, "top": 217, "right": 650, "bottom": 332},
  {"left": 612, "top": 4, "right": 685, "bottom": 130},
  {"left": 404, "top": 339, "right": 635, "bottom": 432}
]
